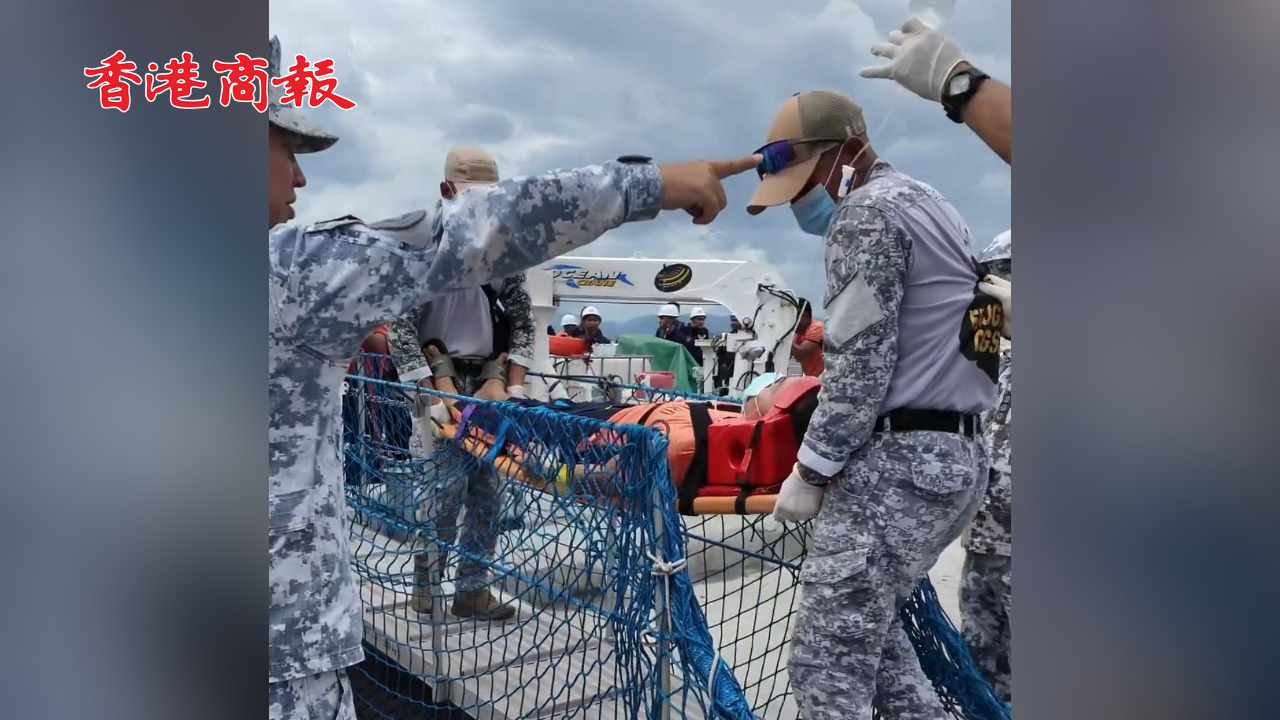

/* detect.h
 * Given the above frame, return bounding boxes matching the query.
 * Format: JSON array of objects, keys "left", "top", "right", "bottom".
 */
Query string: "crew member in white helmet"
[
  {"left": 656, "top": 303, "right": 702, "bottom": 365},
  {"left": 560, "top": 314, "right": 580, "bottom": 336},
  {"left": 688, "top": 307, "right": 710, "bottom": 341},
  {"left": 572, "top": 306, "right": 611, "bottom": 345}
]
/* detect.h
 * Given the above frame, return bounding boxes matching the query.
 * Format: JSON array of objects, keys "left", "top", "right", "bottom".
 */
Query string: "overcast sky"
[{"left": 270, "top": 0, "right": 1010, "bottom": 321}]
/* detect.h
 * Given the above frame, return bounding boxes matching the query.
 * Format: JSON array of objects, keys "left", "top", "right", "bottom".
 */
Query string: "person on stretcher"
[{"left": 434, "top": 371, "right": 821, "bottom": 501}]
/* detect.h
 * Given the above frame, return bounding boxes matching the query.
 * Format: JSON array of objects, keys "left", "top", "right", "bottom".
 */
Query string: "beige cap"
[
  {"left": 444, "top": 146, "right": 500, "bottom": 188},
  {"left": 747, "top": 90, "right": 868, "bottom": 215}
]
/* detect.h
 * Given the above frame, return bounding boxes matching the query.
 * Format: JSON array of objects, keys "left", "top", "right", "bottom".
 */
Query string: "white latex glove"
[
  {"left": 771, "top": 465, "right": 828, "bottom": 523},
  {"left": 413, "top": 392, "right": 451, "bottom": 438},
  {"left": 859, "top": 18, "right": 965, "bottom": 103},
  {"left": 506, "top": 384, "right": 526, "bottom": 400},
  {"left": 978, "top": 275, "right": 1011, "bottom": 339},
  {"left": 409, "top": 400, "right": 451, "bottom": 456}
]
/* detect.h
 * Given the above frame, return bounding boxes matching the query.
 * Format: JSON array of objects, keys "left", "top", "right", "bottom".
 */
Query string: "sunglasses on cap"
[{"left": 754, "top": 138, "right": 845, "bottom": 178}]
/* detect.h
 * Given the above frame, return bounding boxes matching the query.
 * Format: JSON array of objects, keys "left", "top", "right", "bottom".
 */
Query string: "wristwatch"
[
  {"left": 796, "top": 463, "right": 831, "bottom": 487},
  {"left": 941, "top": 64, "right": 990, "bottom": 124}
]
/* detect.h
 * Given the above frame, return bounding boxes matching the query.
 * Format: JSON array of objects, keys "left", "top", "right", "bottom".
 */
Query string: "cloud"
[
  {"left": 270, "top": 0, "right": 1010, "bottom": 316},
  {"left": 978, "top": 170, "right": 1011, "bottom": 197}
]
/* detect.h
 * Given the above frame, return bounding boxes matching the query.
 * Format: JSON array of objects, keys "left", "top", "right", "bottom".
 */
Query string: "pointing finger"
[
  {"left": 710, "top": 177, "right": 728, "bottom": 212},
  {"left": 710, "top": 154, "right": 764, "bottom": 179}
]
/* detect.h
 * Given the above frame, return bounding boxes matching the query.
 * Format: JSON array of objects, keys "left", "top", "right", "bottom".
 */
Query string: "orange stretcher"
[{"left": 438, "top": 415, "right": 780, "bottom": 516}]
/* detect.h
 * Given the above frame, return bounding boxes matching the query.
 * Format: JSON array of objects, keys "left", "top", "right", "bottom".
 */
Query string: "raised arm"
[
  {"left": 272, "top": 155, "right": 763, "bottom": 359},
  {"left": 271, "top": 161, "right": 661, "bottom": 359},
  {"left": 860, "top": 19, "right": 1010, "bottom": 165},
  {"left": 956, "top": 67, "right": 1011, "bottom": 164}
]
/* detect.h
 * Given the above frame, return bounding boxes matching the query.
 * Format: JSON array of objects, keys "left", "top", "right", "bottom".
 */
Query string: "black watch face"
[{"left": 948, "top": 73, "right": 971, "bottom": 99}]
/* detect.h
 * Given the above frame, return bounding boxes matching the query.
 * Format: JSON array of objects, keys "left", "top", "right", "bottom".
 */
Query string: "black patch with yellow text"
[{"left": 959, "top": 293, "right": 1003, "bottom": 383}]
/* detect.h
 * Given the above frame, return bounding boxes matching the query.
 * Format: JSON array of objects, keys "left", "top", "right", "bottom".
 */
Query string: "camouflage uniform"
[
  {"left": 269, "top": 670, "right": 356, "bottom": 720},
  {"left": 268, "top": 158, "right": 663, "bottom": 701},
  {"left": 789, "top": 161, "right": 994, "bottom": 719},
  {"left": 384, "top": 249, "right": 537, "bottom": 596},
  {"left": 961, "top": 346, "right": 1012, "bottom": 702},
  {"left": 502, "top": 275, "right": 537, "bottom": 369}
]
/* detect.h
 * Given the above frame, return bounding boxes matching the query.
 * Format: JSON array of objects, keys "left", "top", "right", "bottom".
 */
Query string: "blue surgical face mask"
[{"left": 791, "top": 184, "right": 836, "bottom": 236}]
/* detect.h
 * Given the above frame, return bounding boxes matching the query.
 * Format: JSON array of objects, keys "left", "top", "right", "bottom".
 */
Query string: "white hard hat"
[
  {"left": 658, "top": 303, "right": 680, "bottom": 318},
  {"left": 561, "top": 314, "right": 579, "bottom": 327},
  {"left": 581, "top": 306, "right": 601, "bottom": 320},
  {"left": 690, "top": 306, "right": 707, "bottom": 319}
]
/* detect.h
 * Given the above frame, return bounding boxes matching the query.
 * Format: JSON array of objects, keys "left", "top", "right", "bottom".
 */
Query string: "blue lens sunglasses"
[{"left": 754, "top": 138, "right": 845, "bottom": 178}]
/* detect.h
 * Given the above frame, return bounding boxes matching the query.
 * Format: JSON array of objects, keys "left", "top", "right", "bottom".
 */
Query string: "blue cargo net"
[{"left": 341, "top": 354, "right": 1010, "bottom": 720}]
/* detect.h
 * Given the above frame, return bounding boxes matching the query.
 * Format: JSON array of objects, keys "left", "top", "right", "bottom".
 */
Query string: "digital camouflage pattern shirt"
[
  {"left": 797, "top": 160, "right": 994, "bottom": 478},
  {"left": 966, "top": 346, "right": 1012, "bottom": 556},
  {"left": 268, "top": 160, "right": 662, "bottom": 683}
]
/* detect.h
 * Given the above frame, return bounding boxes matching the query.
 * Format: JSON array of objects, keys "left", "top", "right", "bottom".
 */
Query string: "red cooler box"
[{"left": 634, "top": 371, "right": 674, "bottom": 399}]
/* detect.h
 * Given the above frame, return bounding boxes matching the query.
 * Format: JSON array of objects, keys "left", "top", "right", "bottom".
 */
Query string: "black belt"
[{"left": 875, "top": 408, "right": 981, "bottom": 437}]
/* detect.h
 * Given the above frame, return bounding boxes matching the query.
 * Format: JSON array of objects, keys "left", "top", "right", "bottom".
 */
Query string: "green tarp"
[{"left": 615, "top": 334, "right": 699, "bottom": 392}]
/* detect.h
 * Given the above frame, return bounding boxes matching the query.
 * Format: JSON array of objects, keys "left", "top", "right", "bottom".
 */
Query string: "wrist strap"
[{"left": 796, "top": 463, "right": 830, "bottom": 487}]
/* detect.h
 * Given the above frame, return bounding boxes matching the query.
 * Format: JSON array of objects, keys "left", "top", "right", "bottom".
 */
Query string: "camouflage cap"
[
  {"left": 268, "top": 36, "right": 338, "bottom": 154},
  {"left": 980, "top": 229, "right": 1011, "bottom": 263}
]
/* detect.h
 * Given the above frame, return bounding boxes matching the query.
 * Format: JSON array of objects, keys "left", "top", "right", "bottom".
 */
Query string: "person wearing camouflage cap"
[
  {"left": 961, "top": 229, "right": 1013, "bottom": 702},
  {"left": 266, "top": 34, "right": 763, "bottom": 720},
  {"left": 750, "top": 90, "right": 997, "bottom": 719}
]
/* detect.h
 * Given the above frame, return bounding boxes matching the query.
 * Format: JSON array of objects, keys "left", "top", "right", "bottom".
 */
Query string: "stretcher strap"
[
  {"left": 456, "top": 404, "right": 476, "bottom": 439},
  {"left": 678, "top": 403, "right": 713, "bottom": 515},
  {"left": 733, "top": 420, "right": 765, "bottom": 515}
]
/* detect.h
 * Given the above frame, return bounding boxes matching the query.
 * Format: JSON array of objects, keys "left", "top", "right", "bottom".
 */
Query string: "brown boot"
[
  {"left": 451, "top": 589, "right": 516, "bottom": 621},
  {"left": 411, "top": 555, "right": 433, "bottom": 615}
]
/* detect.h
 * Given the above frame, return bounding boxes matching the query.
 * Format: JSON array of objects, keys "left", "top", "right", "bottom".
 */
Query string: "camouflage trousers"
[
  {"left": 269, "top": 669, "right": 357, "bottom": 720},
  {"left": 960, "top": 552, "right": 1012, "bottom": 703},
  {"left": 790, "top": 430, "right": 989, "bottom": 720},
  {"left": 426, "top": 364, "right": 503, "bottom": 593}
]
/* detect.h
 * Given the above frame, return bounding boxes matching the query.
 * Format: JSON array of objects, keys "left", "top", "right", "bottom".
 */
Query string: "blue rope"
[
  {"left": 341, "top": 359, "right": 1009, "bottom": 720},
  {"left": 899, "top": 579, "right": 1012, "bottom": 720}
]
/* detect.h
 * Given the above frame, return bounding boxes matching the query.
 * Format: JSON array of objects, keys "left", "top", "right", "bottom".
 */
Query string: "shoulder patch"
[{"left": 369, "top": 208, "right": 427, "bottom": 231}]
